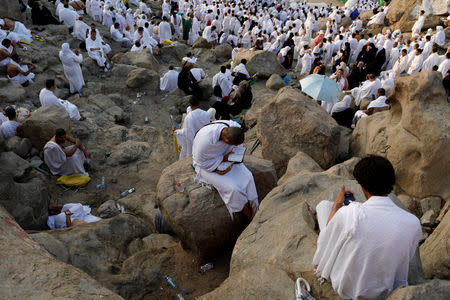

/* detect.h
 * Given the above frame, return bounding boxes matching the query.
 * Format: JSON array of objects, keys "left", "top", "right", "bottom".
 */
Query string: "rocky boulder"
[
  {"left": 0, "top": 152, "right": 49, "bottom": 230},
  {"left": 126, "top": 68, "right": 159, "bottom": 91},
  {"left": 420, "top": 209, "right": 450, "bottom": 279},
  {"left": 160, "top": 43, "right": 190, "bottom": 64},
  {"left": 351, "top": 71, "right": 450, "bottom": 200},
  {"left": 192, "top": 37, "right": 212, "bottom": 49},
  {"left": 0, "top": 78, "right": 26, "bottom": 103},
  {"left": 278, "top": 151, "right": 323, "bottom": 185},
  {"left": 203, "top": 161, "right": 424, "bottom": 299},
  {"left": 30, "top": 214, "right": 155, "bottom": 299},
  {"left": 387, "top": 279, "right": 450, "bottom": 300},
  {"left": 214, "top": 43, "right": 233, "bottom": 59},
  {"left": 17, "top": 105, "right": 71, "bottom": 150},
  {"left": 6, "top": 136, "right": 32, "bottom": 158},
  {"left": 257, "top": 87, "right": 341, "bottom": 176},
  {"left": 232, "top": 50, "right": 285, "bottom": 79},
  {"left": 266, "top": 74, "right": 286, "bottom": 90},
  {"left": 107, "top": 140, "right": 151, "bottom": 166},
  {"left": 0, "top": 0, "right": 23, "bottom": 21},
  {"left": 0, "top": 205, "right": 122, "bottom": 299},
  {"left": 156, "top": 155, "right": 277, "bottom": 257},
  {"left": 112, "top": 50, "right": 160, "bottom": 72}
]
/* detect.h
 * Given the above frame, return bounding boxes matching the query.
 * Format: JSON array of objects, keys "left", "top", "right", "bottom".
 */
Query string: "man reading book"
[{"left": 192, "top": 120, "right": 258, "bottom": 220}]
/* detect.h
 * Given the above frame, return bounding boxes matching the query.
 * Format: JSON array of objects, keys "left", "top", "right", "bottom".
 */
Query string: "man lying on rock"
[
  {"left": 192, "top": 120, "right": 258, "bottom": 220},
  {"left": 304, "top": 155, "right": 421, "bottom": 300},
  {"left": 44, "top": 128, "right": 91, "bottom": 176},
  {"left": 48, "top": 197, "right": 100, "bottom": 229}
]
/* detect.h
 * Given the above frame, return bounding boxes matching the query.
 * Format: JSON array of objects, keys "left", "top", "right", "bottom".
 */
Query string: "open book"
[{"left": 228, "top": 147, "right": 246, "bottom": 163}]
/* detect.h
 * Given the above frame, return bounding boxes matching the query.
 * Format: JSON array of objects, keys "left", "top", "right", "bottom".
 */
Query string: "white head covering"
[
  {"left": 331, "top": 95, "right": 351, "bottom": 114},
  {"left": 59, "top": 43, "right": 77, "bottom": 65},
  {"left": 207, "top": 108, "right": 216, "bottom": 122}
]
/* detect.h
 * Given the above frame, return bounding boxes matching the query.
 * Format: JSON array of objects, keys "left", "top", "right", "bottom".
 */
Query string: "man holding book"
[{"left": 192, "top": 120, "right": 258, "bottom": 220}]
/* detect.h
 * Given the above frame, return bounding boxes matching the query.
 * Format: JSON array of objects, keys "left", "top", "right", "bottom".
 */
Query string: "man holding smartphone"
[{"left": 311, "top": 155, "right": 421, "bottom": 300}]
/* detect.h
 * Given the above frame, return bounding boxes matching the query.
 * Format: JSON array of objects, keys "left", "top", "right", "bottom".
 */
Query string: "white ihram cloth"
[
  {"left": 158, "top": 21, "right": 172, "bottom": 43},
  {"left": 421, "top": 53, "right": 439, "bottom": 72},
  {"left": 313, "top": 196, "right": 422, "bottom": 300},
  {"left": 438, "top": 59, "right": 450, "bottom": 77},
  {"left": 433, "top": 26, "right": 445, "bottom": 47},
  {"left": 351, "top": 79, "right": 382, "bottom": 106},
  {"left": 216, "top": 72, "right": 233, "bottom": 97},
  {"left": 174, "top": 108, "right": 210, "bottom": 159},
  {"left": 367, "top": 95, "right": 388, "bottom": 109},
  {"left": 407, "top": 54, "right": 423, "bottom": 75},
  {"left": 47, "top": 203, "right": 101, "bottom": 229},
  {"left": 59, "top": 7, "right": 78, "bottom": 28},
  {"left": 7, "top": 60, "right": 35, "bottom": 85},
  {"left": 72, "top": 19, "right": 90, "bottom": 40},
  {"left": 86, "top": 36, "right": 106, "bottom": 67},
  {"left": 160, "top": 69, "right": 179, "bottom": 92},
  {"left": 392, "top": 55, "right": 409, "bottom": 75},
  {"left": 233, "top": 63, "right": 250, "bottom": 78},
  {"left": 412, "top": 15, "right": 425, "bottom": 36},
  {"left": 192, "top": 120, "right": 258, "bottom": 216},
  {"left": 44, "top": 141, "right": 88, "bottom": 176},
  {"left": 39, "top": 88, "right": 81, "bottom": 121},
  {"left": 59, "top": 43, "right": 85, "bottom": 93}
]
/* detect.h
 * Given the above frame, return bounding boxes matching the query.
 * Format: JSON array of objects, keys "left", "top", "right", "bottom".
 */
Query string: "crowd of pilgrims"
[{"left": 1, "top": 0, "right": 449, "bottom": 138}]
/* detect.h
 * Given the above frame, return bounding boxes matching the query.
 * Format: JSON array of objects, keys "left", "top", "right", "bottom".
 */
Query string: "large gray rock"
[
  {"left": 387, "top": 279, "right": 450, "bottom": 300},
  {"left": 351, "top": 71, "right": 450, "bottom": 200},
  {"left": 214, "top": 43, "right": 233, "bottom": 59},
  {"left": 30, "top": 214, "right": 155, "bottom": 299},
  {"left": 107, "top": 140, "right": 151, "bottom": 166},
  {"left": 0, "top": 0, "right": 23, "bottom": 21},
  {"left": 6, "top": 136, "right": 32, "bottom": 158},
  {"left": 420, "top": 209, "right": 450, "bottom": 279},
  {"left": 156, "top": 155, "right": 277, "bottom": 257},
  {"left": 0, "top": 205, "right": 122, "bottom": 299},
  {"left": 192, "top": 37, "right": 212, "bottom": 49},
  {"left": 257, "top": 87, "right": 341, "bottom": 176},
  {"left": 17, "top": 105, "right": 71, "bottom": 150},
  {"left": 278, "top": 151, "right": 323, "bottom": 185},
  {"left": 160, "top": 43, "right": 190, "bottom": 64},
  {"left": 232, "top": 50, "right": 284, "bottom": 79},
  {"left": 0, "top": 78, "right": 26, "bottom": 103},
  {"left": 206, "top": 164, "right": 424, "bottom": 299},
  {"left": 266, "top": 74, "right": 286, "bottom": 90},
  {"left": 112, "top": 50, "right": 160, "bottom": 71},
  {"left": 0, "top": 152, "right": 49, "bottom": 230},
  {"left": 126, "top": 68, "right": 159, "bottom": 91}
]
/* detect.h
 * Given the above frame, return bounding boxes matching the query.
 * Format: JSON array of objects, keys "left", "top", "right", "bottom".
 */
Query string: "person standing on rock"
[
  {"left": 44, "top": 128, "right": 91, "bottom": 176},
  {"left": 308, "top": 155, "right": 421, "bottom": 300},
  {"left": 158, "top": 16, "right": 172, "bottom": 43},
  {"left": 192, "top": 120, "right": 258, "bottom": 220},
  {"left": 59, "top": 43, "right": 85, "bottom": 95},
  {"left": 411, "top": 10, "right": 425, "bottom": 36},
  {"left": 174, "top": 96, "right": 210, "bottom": 159},
  {"left": 39, "top": 79, "right": 85, "bottom": 121},
  {"left": 181, "top": 12, "right": 192, "bottom": 43}
]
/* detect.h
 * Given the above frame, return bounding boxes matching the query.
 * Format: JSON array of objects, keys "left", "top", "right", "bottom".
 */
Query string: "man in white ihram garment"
[
  {"left": 48, "top": 200, "right": 101, "bottom": 229},
  {"left": 307, "top": 155, "right": 421, "bottom": 300},
  {"left": 411, "top": 10, "right": 425, "bottom": 36},
  {"left": 59, "top": 3, "right": 78, "bottom": 28},
  {"left": 174, "top": 96, "right": 210, "bottom": 159},
  {"left": 192, "top": 120, "right": 258, "bottom": 220},
  {"left": 44, "top": 128, "right": 91, "bottom": 176},
  {"left": 158, "top": 16, "right": 172, "bottom": 43},
  {"left": 40, "top": 79, "right": 85, "bottom": 121},
  {"left": 59, "top": 43, "right": 85, "bottom": 95},
  {"left": 86, "top": 30, "right": 110, "bottom": 70},
  {"left": 349, "top": 73, "right": 381, "bottom": 107},
  {"left": 160, "top": 65, "right": 179, "bottom": 92}
]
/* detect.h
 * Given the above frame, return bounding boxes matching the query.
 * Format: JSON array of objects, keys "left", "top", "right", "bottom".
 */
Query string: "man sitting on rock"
[
  {"left": 44, "top": 128, "right": 91, "bottom": 176},
  {"left": 86, "top": 29, "right": 110, "bottom": 71},
  {"left": 39, "top": 79, "right": 85, "bottom": 121},
  {"left": 0, "top": 106, "right": 20, "bottom": 142},
  {"left": 192, "top": 120, "right": 258, "bottom": 220},
  {"left": 48, "top": 197, "right": 100, "bottom": 229},
  {"left": 175, "top": 96, "right": 210, "bottom": 159},
  {"left": 7, "top": 54, "right": 36, "bottom": 86},
  {"left": 0, "top": 39, "right": 16, "bottom": 67},
  {"left": 309, "top": 155, "right": 421, "bottom": 300},
  {"left": 352, "top": 88, "right": 389, "bottom": 124},
  {"left": 160, "top": 65, "right": 179, "bottom": 92}
]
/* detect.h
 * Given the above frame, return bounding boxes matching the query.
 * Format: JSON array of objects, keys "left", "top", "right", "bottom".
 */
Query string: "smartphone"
[{"left": 344, "top": 192, "right": 355, "bottom": 206}]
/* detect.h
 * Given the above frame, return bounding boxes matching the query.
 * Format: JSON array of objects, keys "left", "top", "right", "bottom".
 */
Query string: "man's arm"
[
  {"left": 326, "top": 185, "right": 353, "bottom": 225},
  {"left": 64, "top": 210, "right": 73, "bottom": 227}
]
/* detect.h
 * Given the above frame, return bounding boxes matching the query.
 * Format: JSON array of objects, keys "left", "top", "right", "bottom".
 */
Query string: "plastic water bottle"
[
  {"left": 120, "top": 187, "right": 136, "bottom": 198},
  {"left": 144, "top": 116, "right": 149, "bottom": 124},
  {"left": 164, "top": 275, "right": 177, "bottom": 289},
  {"left": 177, "top": 294, "right": 185, "bottom": 300},
  {"left": 176, "top": 182, "right": 184, "bottom": 192},
  {"left": 199, "top": 263, "right": 214, "bottom": 274},
  {"left": 96, "top": 177, "right": 106, "bottom": 189}
]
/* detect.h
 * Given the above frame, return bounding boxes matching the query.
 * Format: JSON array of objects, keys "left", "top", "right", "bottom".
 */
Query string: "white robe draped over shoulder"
[
  {"left": 313, "top": 196, "right": 422, "bottom": 300},
  {"left": 43, "top": 141, "right": 87, "bottom": 176},
  {"left": 160, "top": 69, "right": 179, "bottom": 92},
  {"left": 175, "top": 108, "right": 210, "bottom": 159},
  {"left": 59, "top": 43, "right": 85, "bottom": 93},
  {"left": 39, "top": 88, "right": 81, "bottom": 121},
  {"left": 192, "top": 121, "right": 258, "bottom": 216},
  {"left": 47, "top": 203, "right": 101, "bottom": 229}
]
